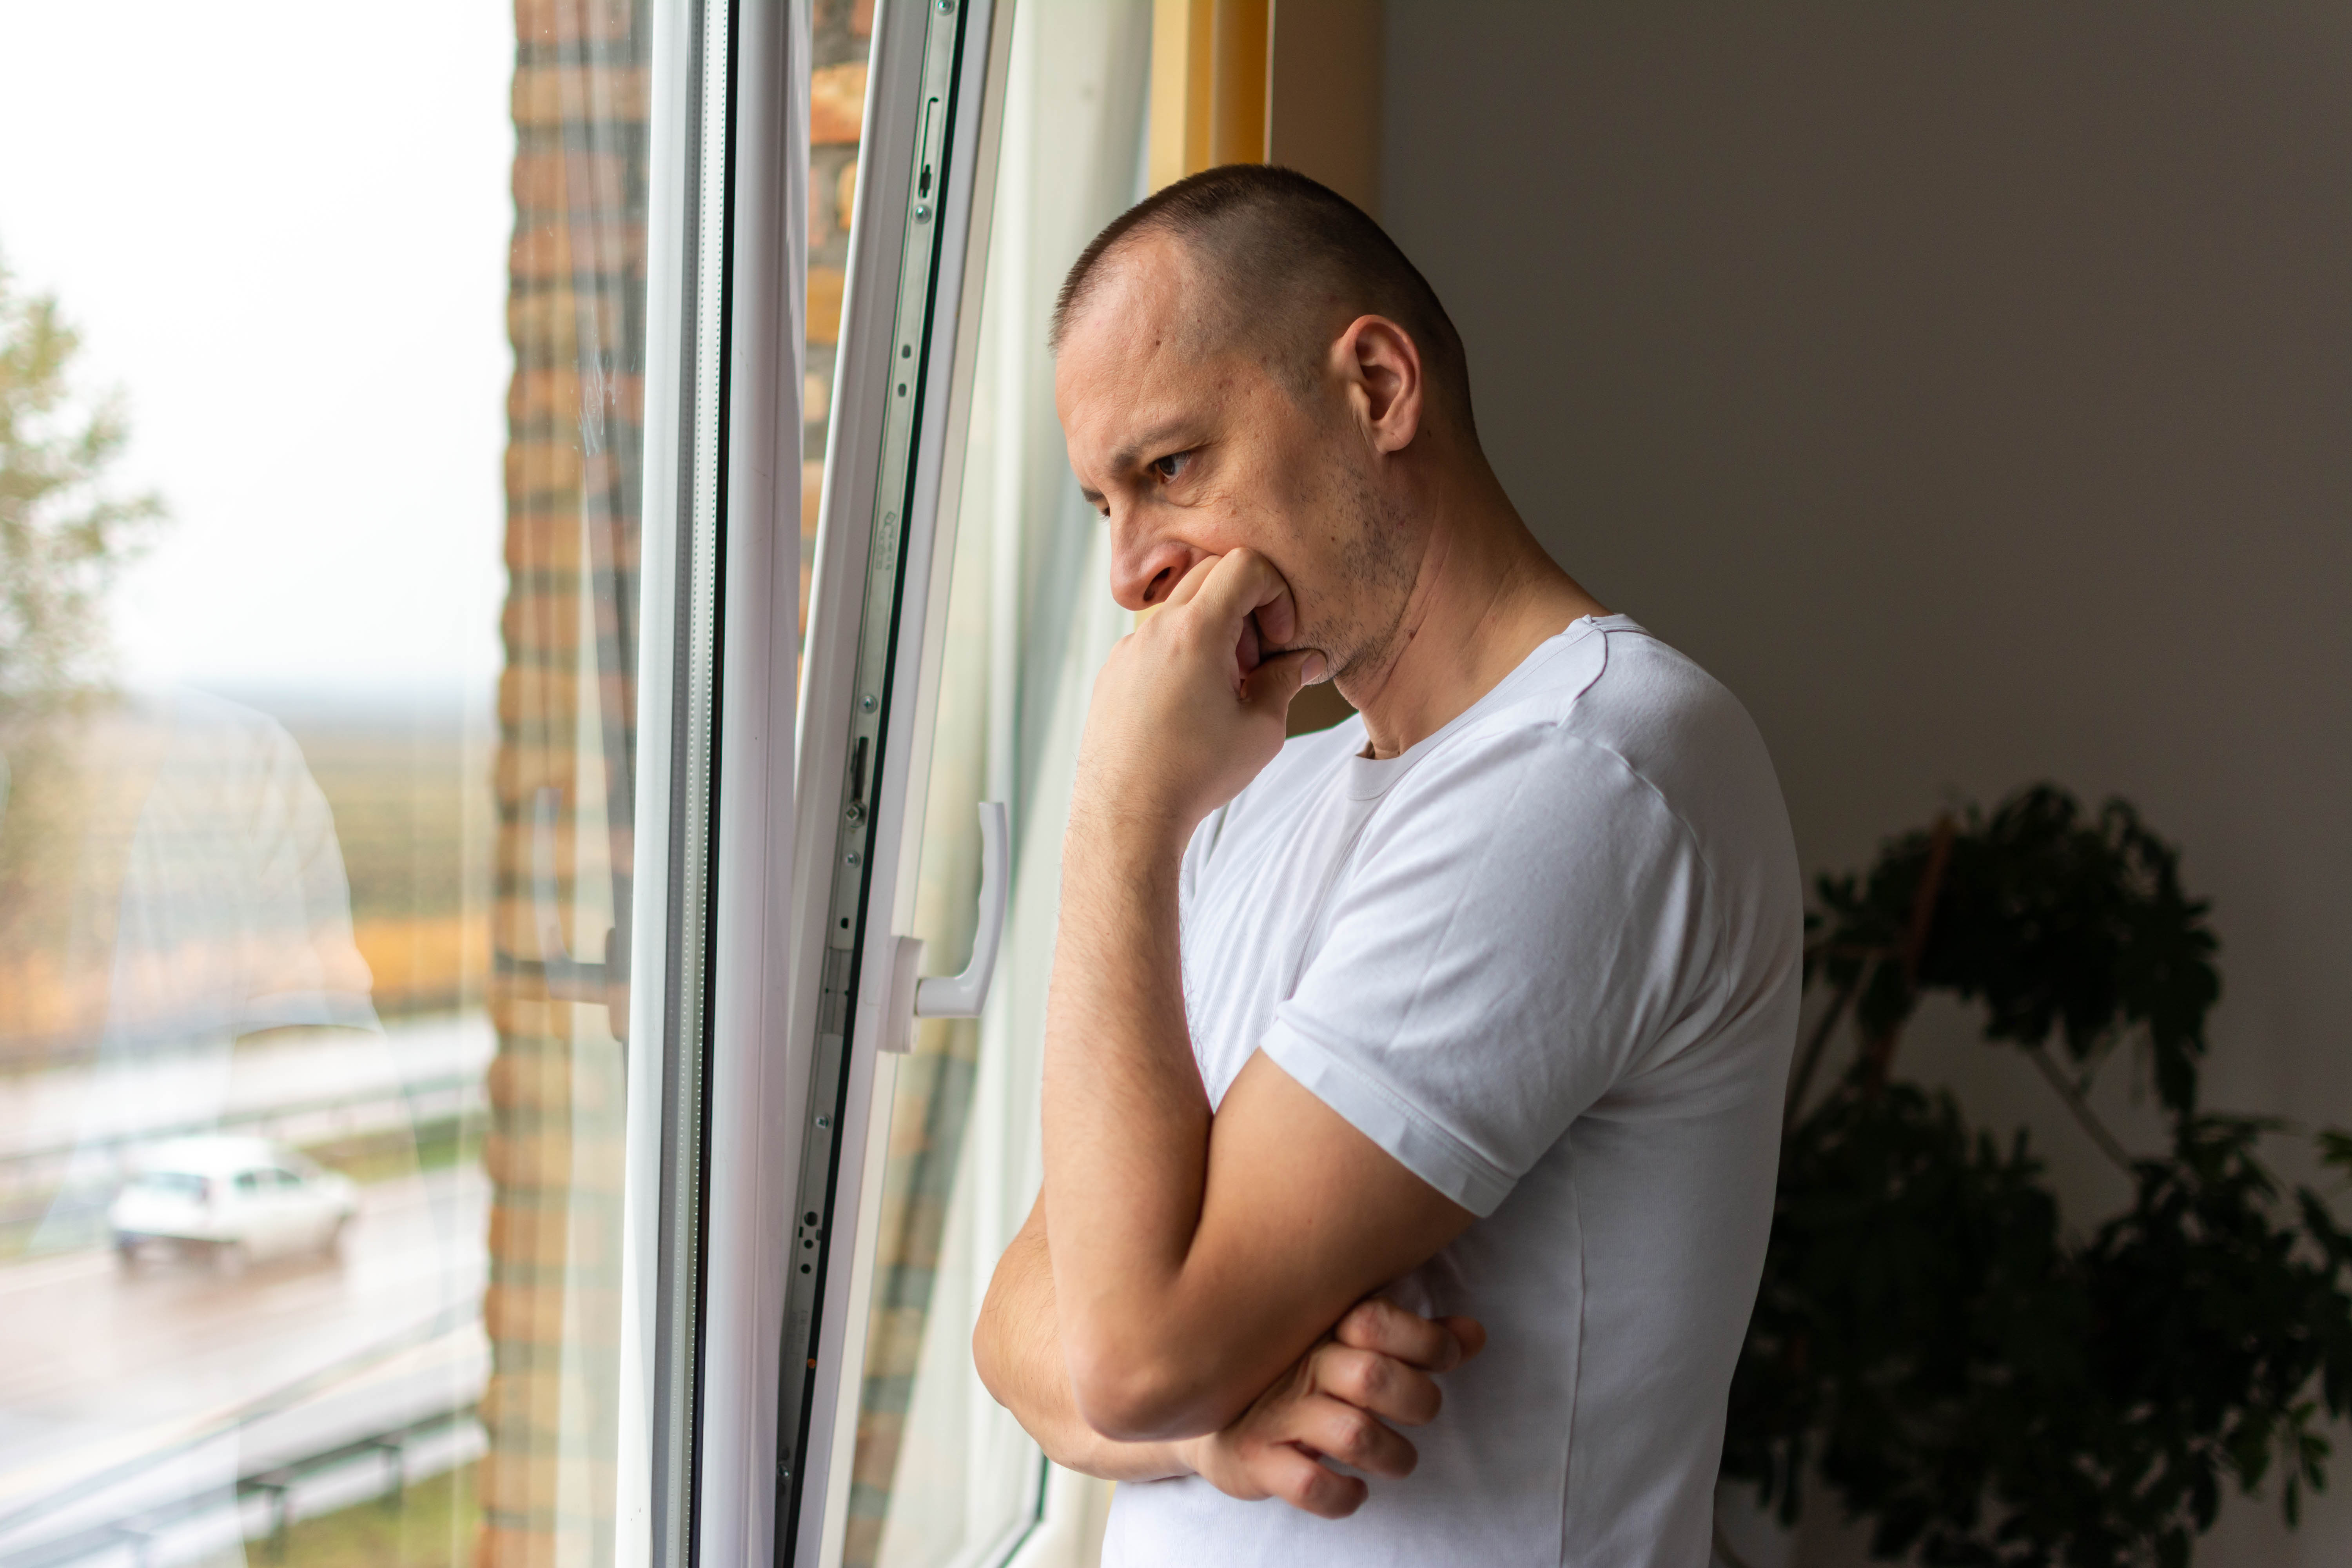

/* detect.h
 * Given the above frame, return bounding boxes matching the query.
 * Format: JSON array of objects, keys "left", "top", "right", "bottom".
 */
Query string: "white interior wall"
[{"left": 1379, "top": 5, "right": 2352, "bottom": 1563}]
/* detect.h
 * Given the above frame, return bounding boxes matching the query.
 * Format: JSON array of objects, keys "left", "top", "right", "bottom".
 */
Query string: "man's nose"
[{"left": 1108, "top": 532, "right": 1204, "bottom": 613}]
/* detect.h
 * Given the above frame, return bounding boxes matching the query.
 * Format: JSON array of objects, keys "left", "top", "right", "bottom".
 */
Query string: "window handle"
[
  {"left": 917, "top": 800, "right": 1009, "bottom": 1019},
  {"left": 880, "top": 802, "right": 1008, "bottom": 1052}
]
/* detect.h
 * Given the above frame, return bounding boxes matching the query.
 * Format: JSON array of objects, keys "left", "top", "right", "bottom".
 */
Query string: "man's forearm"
[
  {"left": 973, "top": 1200, "right": 1194, "bottom": 1484},
  {"left": 1041, "top": 806, "right": 1236, "bottom": 1436}
]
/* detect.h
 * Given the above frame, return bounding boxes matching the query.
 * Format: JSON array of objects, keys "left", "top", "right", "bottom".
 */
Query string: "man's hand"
[
  {"left": 1180, "top": 1299, "right": 1488, "bottom": 1519},
  {"left": 1073, "top": 548, "right": 1325, "bottom": 842},
  {"left": 974, "top": 1196, "right": 1485, "bottom": 1515}
]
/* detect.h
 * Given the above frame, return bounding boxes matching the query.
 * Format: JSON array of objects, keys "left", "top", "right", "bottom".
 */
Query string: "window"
[
  {"left": 779, "top": 3, "right": 1155, "bottom": 1564},
  {"left": 0, "top": 1, "right": 1292, "bottom": 1564},
  {"left": 0, "top": 3, "right": 737, "bottom": 1566}
]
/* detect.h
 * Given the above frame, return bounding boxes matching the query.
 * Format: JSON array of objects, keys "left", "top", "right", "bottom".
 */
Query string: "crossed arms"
[
  {"left": 971, "top": 553, "right": 1483, "bottom": 1514},
  {"left": 975, "top": 1183, "right": 1484, "bottom": 1514}
]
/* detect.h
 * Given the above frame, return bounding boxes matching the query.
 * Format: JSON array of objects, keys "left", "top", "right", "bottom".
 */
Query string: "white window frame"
[
  {"left": 624, "top": 3, "right": 1120, "bottom": 1563},
  {"left": 774, "top": 0, "right": 1018, "bottom": 1555}
]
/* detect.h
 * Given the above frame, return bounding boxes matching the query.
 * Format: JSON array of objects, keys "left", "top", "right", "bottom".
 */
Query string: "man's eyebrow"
[
  {"left": 1076, "top": 419, "right": 1199, "bottom": 510},
  {"left": 1105, "top": 420, "right": 1199, "bottom": 481}
]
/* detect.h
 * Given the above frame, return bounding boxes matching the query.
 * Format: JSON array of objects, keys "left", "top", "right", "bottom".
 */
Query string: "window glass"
[
  {"left": 0, "top": 5, "right": 683, "bottom": 1567},
  {"left": 838, "top": 5, "right": 1152, "bottom": 1564}
]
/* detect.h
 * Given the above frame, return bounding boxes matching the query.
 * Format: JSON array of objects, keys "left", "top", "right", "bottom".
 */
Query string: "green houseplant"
[{"left": 1721, "top": 786, "right": 2352, "bottom": 1568}]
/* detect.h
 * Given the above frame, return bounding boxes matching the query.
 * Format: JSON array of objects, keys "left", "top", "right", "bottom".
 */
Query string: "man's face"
[{"left": 1054, "top": 236, "right": 1416, "bottom": 682}]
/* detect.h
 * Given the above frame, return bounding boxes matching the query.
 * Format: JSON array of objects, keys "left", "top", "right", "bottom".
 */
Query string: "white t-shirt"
[{"left": 1102, "top": 616, "right": 1803, "bottom": 1568}]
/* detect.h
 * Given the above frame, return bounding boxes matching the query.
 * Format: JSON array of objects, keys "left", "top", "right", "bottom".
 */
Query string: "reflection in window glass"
[
  {"left": 0, "top": 4, "right": 656, "bottom": 1567},
  {"left": 842, "top": 5, "right": 1151, "bottom": 1564}
]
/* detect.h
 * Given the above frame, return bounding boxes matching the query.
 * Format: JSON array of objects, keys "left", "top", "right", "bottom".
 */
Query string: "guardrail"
[
  {"left": 0, "top": 1407, "right": 482, "bottom": 1568},
  {"left": 0, "top": 1305, "right": 486, "bottom": 1568}
]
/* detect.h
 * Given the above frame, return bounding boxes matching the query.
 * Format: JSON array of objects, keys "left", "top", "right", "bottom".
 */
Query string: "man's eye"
[{"left": 1150, "top": 451, "right": 1191, "bottom": 482}]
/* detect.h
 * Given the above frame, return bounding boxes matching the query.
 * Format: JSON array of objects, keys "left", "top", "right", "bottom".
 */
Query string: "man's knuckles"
[
  {"left": 1196, "top": 547, "right": 1293, "bottom": 623},
  {"left": 1296, "top": 1399, "right": 1414, "bottom": 1480},
  {"left": 1285, "top": 1464, "right": 1367, "bottom": 1520},
  {"left": 1318, "top": 1345, "right": 1442, "bottom": 1426},
  {"left": 1328, "top": 1341, "right": 1392, "bottom": 1397},
  {"left": 1232, "top": 1436, "right": 1351, "bottom": 1517},
  {"left": 1321, "top": 1408, "right": 1376, "bottom": 1465},
  {"left": 1336, "top": 1299, "right": 1457, "bottom": 1370},
  {"left": 1160, "top": 554, "right": 1220, "bottom": 609}
]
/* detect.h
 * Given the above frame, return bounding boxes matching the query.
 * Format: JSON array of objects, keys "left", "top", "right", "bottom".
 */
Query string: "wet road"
[{"left": 0, "top": 1166, "right": 488, "bottom": 1553}]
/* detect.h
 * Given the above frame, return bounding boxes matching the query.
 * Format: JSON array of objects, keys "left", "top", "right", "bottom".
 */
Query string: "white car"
[{"left": 109, "top": 1137, "right": 358, "bottom": 1269}]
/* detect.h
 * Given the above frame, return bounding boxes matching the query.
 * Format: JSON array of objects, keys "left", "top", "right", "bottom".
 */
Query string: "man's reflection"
[
  {"left": 16, "top": 687, "right": 379, "bottom": 1250},
  {"left": 98, "top": 687, "right": 379, "bottom": 1051}
]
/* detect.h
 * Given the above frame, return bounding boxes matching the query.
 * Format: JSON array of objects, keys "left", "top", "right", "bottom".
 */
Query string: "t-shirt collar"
[{"left": 1336, "top": 614, "right": 1635, "bottom": 800}]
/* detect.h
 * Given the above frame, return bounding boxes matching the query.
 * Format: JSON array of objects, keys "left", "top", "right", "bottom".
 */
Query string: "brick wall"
[
  {"left": 483, "top": 0, "right": 648, "bottom": 1563},
  {"left": 805, "top": 0, "right": 873, "bottom": 640}
]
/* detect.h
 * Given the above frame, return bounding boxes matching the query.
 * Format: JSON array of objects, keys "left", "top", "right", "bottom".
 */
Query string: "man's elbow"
[
  {"left": 1063, "top": 1324, "right": 1240, "bottom": 1443},
  {"left": 971, "top": 1314, "right": 1010, "bottom": 1411}
]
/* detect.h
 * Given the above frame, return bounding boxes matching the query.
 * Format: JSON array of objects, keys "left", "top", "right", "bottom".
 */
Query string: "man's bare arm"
[
  {"left": 975, "top": 1194, "right": 1488, "bottom": 1517},
  {"left": 1042, "top": 550, "right": 1479, "bottom": 1444},
  {"left": 973, "top": 1198, "right": 1191, "bottom": 1482}
]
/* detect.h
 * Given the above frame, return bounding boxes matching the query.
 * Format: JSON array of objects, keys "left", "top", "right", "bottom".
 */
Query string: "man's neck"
[{"left": 1341, "top": 465, "right": 1606, "bottom": 759}]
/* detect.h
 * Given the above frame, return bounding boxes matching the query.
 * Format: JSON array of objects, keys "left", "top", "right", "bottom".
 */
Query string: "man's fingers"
[
  {"left": 1236, "top": 610, "right": 1263, "bottom": 676},
  {"left": 1286, "top": 1394, "right": 1419, "bottom": 1481},
  {"left": 1190, "top": 547, "right": 1297, "bottom": 645},
  {"left": 1241, "top": 648, "right": 1321, "bottom": 719},
  {"left": 1154, "top": 549, "right": 1310, "bottom": 700},
  {"left": 1437, "top": 1314, "right": 1489, "bottom": 1362},
  {"left": 1250, "top": 578, "right": 1297, "bottom": 646},
  {"left": 1252, "top": 1443, "right": 1368, "bottom": 1520},
  {"left": 1311, "top": 1343, "right": 1444, "bottom": 1426},
  {"left": 1334, "top": 1297, "right": 1477, "bottom": 1371},
  {"left": 1160, "top": 552, "right": 1220, "bottom": 608}
]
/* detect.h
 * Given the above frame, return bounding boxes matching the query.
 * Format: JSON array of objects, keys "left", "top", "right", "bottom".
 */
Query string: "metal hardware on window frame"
[{"left": 772, "top": 0, "right": 1016, "bottom": 1558}]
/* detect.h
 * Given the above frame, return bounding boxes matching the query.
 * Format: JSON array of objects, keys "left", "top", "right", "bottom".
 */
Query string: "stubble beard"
[{"left": 1288, "top": 456, "right": 1419, "bottom": 693}]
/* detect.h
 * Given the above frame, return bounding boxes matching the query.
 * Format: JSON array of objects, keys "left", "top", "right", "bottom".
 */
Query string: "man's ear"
[{"left": 1335, "top": 314, "right": 1424, "bottom": 455}]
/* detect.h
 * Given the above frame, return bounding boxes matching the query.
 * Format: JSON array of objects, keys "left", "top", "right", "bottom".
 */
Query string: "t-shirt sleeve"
[{"left": 1259, "top": 731, "right": 1715, "bottom": 1216}]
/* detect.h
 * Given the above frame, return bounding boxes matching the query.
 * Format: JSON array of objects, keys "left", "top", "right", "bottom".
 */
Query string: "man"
[{"left": 973, "top": 166, "right": 1802, "bottom": 1567}]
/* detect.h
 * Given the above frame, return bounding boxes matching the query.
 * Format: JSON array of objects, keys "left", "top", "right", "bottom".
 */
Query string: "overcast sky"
[{"left": 0, "top": 0, "right": 514, "bottom": 701}]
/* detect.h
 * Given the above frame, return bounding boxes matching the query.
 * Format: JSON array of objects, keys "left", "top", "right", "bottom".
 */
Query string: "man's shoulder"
[
  {"left": 1417, "top": 624, "right": 1762, "bottom": 788},
  {"left": 1414, "top": 623, "right": 1795, "bottom": 887},
  {"left": 1560, "top": 625, "right": 1769, "bottom": 774},
  {"left": 1568, "top": 628, "right": 1800, "bottom": 915}
]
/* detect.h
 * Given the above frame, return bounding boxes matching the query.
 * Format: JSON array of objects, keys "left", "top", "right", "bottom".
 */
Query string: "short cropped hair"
[{"left": 1049, "top": 165, "right": 1477, "bottom": 436}]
